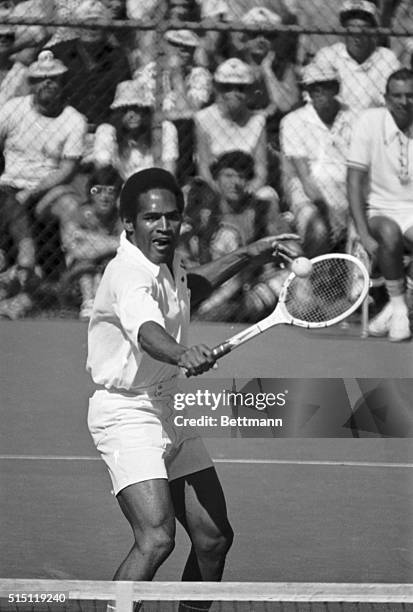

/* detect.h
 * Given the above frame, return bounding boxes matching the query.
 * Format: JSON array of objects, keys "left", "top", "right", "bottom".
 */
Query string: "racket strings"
[{"left": 284, "top": 258, "right": 366, "bottom": 323}]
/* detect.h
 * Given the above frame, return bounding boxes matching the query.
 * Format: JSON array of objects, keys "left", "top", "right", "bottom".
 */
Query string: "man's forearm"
[
  {"left": 138, "top": 321, "right": 186, "bottom": 365},
  {"left": 32, "top": 162, "right": 78, "bottom": 198},
  {"left": 191, "top": 247, "right": 252, "bottom": 294},
  {"left": 347, "top": 168, "right": 370, "bottom": 238}
]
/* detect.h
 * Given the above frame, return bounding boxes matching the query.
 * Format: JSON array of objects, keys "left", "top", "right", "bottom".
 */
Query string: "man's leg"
[
  {"left": 293, "top": 202, "right": 331, "bottom": 257},
  {"left": 368, "top": 216, "right": 410, "bottom": 341},
  {"left": 114, "top": 478, "right": 176, "bottom": 580},
  {"left": 170, "top": 467, "right": 234, "bottom": 612}
]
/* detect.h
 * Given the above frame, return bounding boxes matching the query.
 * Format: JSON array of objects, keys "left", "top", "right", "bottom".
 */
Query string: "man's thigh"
[
  {"left": 117, "top": 479, "right": 176, "bottom": 536},
  {"left": 170, "top": 467, "right": 232, "bottom": 540}
]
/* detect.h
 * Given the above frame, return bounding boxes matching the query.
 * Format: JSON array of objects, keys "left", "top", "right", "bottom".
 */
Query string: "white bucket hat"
[
  {"left": 214, "top": 58, "right": 254, "bottom": 85},
  {"left": 339, "top": 0, "right": 379, "bottom": 26},
  {"left": 110, "top": 80, "right": 154, "bottom": 109},
  {"left": 301, "top": 62, "right": 339, "bottom": 86},
  {"left": 28, "top": 50, "right": 68, "bottom": 79}
]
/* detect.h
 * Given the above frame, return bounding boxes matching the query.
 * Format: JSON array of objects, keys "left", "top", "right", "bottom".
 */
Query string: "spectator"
[
  {"left": 0, "top": 1, "right": 52, "bottom": 104},
  {"left": 238, "top": 7, "right": 300, "bottom": 117},
  {"left": 9, "top": 0, "right": 51, "bottom": 65},
  {"left": 0, "top": 50, "right": 87, "bottom": 317},
  {"left": 0, "top": 50, "right": 87, "bottom": 276},
  {"left": 313, "top": 0, "right": 400, "bottom": 114},
  {"left": 46, "top": 0, "right": 131, "bottom": 127},
  {"left": 0, "top": 16, "right": 30, "bottom": 105},
  {"left": 385, "top": 0, "right": 413, "bottom": 65},
  {"left": 64, "top": 166, "right": 123, "bottom": 320},
  {"left": 195, "top": 58, "right": 268, "bottom": 193},
  {"left": 180, "top": 151, "right": 292, "bottom": 321},
  {"left": 347, "top": 68, "right": 413, "bottom": 342},
  {"left": 92, "top": 79, "right": 178, "bottom": 180},
  {"left": 280, "top": 62, "right": 354, "bottom": 256},
  {"left": 162, "top": 29, "right": 212, "bottom": 185}
]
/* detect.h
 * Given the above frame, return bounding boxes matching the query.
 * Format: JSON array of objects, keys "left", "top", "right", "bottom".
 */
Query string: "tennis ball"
[{"left": 291, "top": 257, "right": 313, "bottom": 277}]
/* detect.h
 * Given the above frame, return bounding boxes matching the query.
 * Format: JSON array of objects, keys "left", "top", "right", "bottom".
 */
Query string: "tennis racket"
[{"left": 211, "top": 253, "right": 370, "bottom": 360}]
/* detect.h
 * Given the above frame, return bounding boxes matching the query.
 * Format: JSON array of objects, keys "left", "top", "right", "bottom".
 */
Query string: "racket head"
[{"left": 278, "top": 253, "right": 370, "bottom": 328}]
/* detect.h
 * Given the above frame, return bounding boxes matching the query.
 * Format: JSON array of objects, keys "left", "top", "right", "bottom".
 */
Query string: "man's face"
[
  {"left": 216, "top": 167, "right": 247, "bottom": 206},
  {"left": 344, "top": 17, "right": 375, "bottom": 63},
  {"left": 101, "top": 0, "right": 124, "bottom": 18},
  {"left": 126, "top": 188, "right": 182, "bottom": 266},
  {"left": 245, "top": 32, "right": 272, "bottom": 62},
  {"left": 308, "top": 81, "right": 338, "bottom": 115},
  {"left": 218, "top": 83, "right": 249, "bottom": 114},
  {"left": 90, "top": 184, "right": 118, "bottom": 217},
  {"left": 386, "top": 78, "right": 413, "bottom": 129},
  {"left": 32, "top": 75, "right": 63, "bottom": 105},
  {"left": 121, "top": 106, "right": 146, "bottom": 131}
]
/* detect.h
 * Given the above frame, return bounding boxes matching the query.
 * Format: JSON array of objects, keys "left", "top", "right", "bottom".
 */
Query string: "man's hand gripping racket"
[{"left": 211, "top": 253, "right": 370, "bottom": 361}]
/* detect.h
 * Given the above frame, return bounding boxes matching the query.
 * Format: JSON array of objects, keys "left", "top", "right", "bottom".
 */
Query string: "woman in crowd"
[
  {"left": 195, "top": 57, "right": 268, "bottom": 194},
  {"left": 92, "top": 79, "right": 179, "bottom": 180}
]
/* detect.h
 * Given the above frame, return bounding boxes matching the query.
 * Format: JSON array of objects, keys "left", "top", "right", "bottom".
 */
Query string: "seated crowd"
[{"left": 0, "top": 0, "right": 412, "bottom": 342}]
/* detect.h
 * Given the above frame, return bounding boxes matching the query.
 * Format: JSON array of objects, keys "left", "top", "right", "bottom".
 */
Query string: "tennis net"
[{"left": 1, "top": 581, "right": 413, "bottom": 612}]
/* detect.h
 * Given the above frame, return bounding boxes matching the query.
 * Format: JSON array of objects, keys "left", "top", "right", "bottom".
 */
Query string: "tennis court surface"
[{"left": 1, "top": 320, "right": 412, "bottom": 610}]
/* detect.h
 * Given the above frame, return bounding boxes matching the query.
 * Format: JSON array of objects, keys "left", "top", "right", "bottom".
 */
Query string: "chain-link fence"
[{"left": 0, "top": 0, "right": 411, "bottom": 321}]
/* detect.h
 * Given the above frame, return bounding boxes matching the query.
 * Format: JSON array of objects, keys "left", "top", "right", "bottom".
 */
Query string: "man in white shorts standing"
[
  {"left": 86, "top": 167, "right": 299, "bottom": 610},
  {"left": 347, "top": 68, "right": 413, "bottom": 342}
]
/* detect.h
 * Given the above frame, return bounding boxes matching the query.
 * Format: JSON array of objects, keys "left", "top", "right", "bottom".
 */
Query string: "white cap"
[
  {"left": 28, "top": 50, "right": 67, "bottom": 78},
  {"left": 214, "top": 58, "right": 254, "bottom": 85},
  {"left": 241, "top": 7, "right": 282, "bottom": 27},
  {"left": 75, "top": 0, "right": 111, "bottom": 21},
  {"left": 165, "top": 29, "right": 199, "bottom": 48},
  {"left": 110, "top": 79, "right": 154, "bottom": 109},
  {"left": 339, "top": 0, "right": 379, "bottom": 26},
  {"left": 301, "top": 62, "right": 339, "bottom": 86}
]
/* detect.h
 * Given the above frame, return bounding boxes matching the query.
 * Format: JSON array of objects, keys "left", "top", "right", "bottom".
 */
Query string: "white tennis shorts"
[
  {"left": 368, "top": 208, "right": 413, "bottom": 235},
  {"left": 88, "top": 382, "right": 213, "bottom": 495}
]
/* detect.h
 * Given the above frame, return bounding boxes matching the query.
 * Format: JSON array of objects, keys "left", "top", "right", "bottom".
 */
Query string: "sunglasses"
[
  {"left": 219, "top": 83, "right": 249, "bottom": 93},
  {"left": 90, "top": 185, "right": 117, "bottom": 196}
]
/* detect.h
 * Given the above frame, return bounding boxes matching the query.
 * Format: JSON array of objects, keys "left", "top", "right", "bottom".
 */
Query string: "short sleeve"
[
  {"left": 93, "top": 123, "right": 118, "bottom": 167},
  {"left": 280, "top": 114, "right": 307, "bottom": 159},
  {"left": 0, "top": 97, "right": 22, "bottom": 144},
  {"left": 347, "top": 112, "right": 372, "bottom": 170},
  {"left": 61, "top": 110, "right": 88, "bottom": 159},
  {"left": 113, "top": 271, "right": 165, "bottom": 346},
  {"left": 161, "top": 120, "right": 179, "bottom": 163}
]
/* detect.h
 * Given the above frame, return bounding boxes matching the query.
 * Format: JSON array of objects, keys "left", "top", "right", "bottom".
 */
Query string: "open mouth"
[{"left": 153, "top": 237, "right": 172, "bottom": 251}]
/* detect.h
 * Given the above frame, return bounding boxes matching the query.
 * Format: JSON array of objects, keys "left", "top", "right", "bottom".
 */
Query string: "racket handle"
[{"left": 212, "top": 342, "right": 232, "bottom": 360}]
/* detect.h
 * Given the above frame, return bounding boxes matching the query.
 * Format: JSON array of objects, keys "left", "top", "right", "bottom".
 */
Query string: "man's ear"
[{"left": 123, "top": 218, "right": 134, "bottom": 233}]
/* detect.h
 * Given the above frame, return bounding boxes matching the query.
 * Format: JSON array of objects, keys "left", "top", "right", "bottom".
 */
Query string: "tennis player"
[{"left": 86, "top": 168, "right": 300, "bottom": 611}]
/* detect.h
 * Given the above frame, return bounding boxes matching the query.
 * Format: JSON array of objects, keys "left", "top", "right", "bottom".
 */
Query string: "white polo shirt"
[
  {"left": 314, "top": 43, "right": 400, "bottom": 113},
  {"left": 281, "top": 102, "right": 354, "bottom": 213},
  {"left": 347, "top": 107, "right": 413, "bottom": 211},
  {"left": 87, "top": 232, "right": 190, "bottom": 391}
]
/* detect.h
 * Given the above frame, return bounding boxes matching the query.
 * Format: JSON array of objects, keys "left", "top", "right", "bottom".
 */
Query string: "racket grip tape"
[{"left": 212, "top": 343, "right": 232, "bottom": 360}]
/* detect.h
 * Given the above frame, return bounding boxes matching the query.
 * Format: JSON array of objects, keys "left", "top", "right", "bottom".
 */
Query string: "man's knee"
[
  {"left": 194, "top": 522, "right": 234, "bottom": 560},
  {"left": 136, "top": 524, "right": 176, "bottom": 563},
  {"left": 371, "top": 217, "right": 403, "bottom": 251}
]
